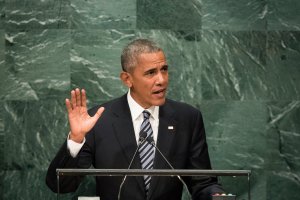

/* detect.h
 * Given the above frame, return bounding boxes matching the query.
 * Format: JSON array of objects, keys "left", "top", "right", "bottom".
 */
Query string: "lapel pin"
[{"left": 168, "top": 126, "right": 174, "bottom": 130}]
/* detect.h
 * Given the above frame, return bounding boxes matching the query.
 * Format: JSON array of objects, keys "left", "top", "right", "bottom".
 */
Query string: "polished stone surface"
[
  {"left": 71, "top": 0, "right": 136, "bottom": 29},
  {"left": 1, "top": 0, "right": 300, "bottom": 199},
  {"left": 266, "top": 101, "right": 300, "bottom": 200},
  {"left": 2, "top": 29, "right": 70, "bottom": 100},
  {"left": 266, "top": 31, "right": 300, "bottom": 100},
  {"left": 137, "top": 0, "right": 201, "bottom": 30},
  {"left": 0, "top": 27, "right": 3, "bottom": 200},
  {"left": 202, "top": 0, "right": 267, "bottom": 30},
  {"left": 0, "top": 0, "right": 4, "bottom": 28},
  {"left": 268, "top": 0, "right": 300, "bottom": 30},
  {"left": 4, "top": 0, "right": 72, "bottom": 29},
  {"left": 202, "top": 100, "right": 267, "bottom": 199},
  {"left": 199, "top": 31, "right": 268, "bottom": 100},
  {"left": 0, "top": 103, "right": 4, "bottom": 200},
  {"left": 70, "top": 29, "right": 132, "bottom": 105}
]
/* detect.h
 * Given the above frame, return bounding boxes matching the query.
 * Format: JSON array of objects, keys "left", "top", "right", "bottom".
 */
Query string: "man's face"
[{"left": 126, "top": 51, "right": 169, "bottom": 108}]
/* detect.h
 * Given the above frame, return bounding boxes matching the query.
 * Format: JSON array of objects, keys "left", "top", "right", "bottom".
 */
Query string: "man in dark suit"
[{"left": 46, "top": 39, "right": 224, "bottom": 200}]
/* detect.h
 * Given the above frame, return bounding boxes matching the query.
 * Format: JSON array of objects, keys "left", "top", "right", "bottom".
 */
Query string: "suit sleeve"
[
  {"left": 186, "top": 109, "right": 224, "bottom": 200},
  {"left": 45, "top": 130, "right": 95, "bottom": 193}
]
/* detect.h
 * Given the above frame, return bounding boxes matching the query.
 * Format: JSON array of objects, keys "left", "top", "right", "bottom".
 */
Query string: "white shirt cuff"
[{"left": 67, "top": 133, "right": 86, "bottom": 158}]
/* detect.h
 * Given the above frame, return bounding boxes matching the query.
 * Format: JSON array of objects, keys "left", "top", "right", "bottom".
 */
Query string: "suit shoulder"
[
  {"left": 165, "top": 99, "right": 201, "bottom": 115},
  {"left": 87, "top": 95, "right": 125, "bottom": 116}
]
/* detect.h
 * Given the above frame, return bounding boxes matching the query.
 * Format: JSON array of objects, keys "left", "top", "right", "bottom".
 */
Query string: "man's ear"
[{"left": 120, "top": 71, "right": 132, "bottom": 88}]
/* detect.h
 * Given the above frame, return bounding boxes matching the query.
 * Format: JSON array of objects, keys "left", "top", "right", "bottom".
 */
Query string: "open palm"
[{"left": 66, "top": 88, "right": 104, "bottom": 143}]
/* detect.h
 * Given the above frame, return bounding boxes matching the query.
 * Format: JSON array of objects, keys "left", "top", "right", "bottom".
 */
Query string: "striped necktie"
[{"left": 138, "top": 110, "right": 155, "bottom": 195}]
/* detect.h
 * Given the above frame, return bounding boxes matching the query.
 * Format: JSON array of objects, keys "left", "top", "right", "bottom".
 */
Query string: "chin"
[{"left": 152, "top": 98, "right": 166, "bottom": 106}]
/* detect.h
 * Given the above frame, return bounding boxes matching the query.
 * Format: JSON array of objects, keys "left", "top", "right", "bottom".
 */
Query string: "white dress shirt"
[{"left": 67, "top": 90, "right": 159, "bottom": 157}]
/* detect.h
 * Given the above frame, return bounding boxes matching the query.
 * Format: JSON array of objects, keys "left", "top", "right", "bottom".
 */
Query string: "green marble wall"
[{"left": 0, "top": 0, "right": 299, "bottom": 199}]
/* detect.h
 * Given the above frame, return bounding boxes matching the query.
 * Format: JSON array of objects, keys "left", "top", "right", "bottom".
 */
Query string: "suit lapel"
[
  {"left": 111, "top": 95, "right": 145, "bottom": 193},
  {"left": 148, "top": 100, "right": 177, "bottom": 200}
]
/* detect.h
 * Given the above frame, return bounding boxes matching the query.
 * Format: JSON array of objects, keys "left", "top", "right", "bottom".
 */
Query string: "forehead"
[{"left": 136, "top": 51, "right": 167, "bottom": 67}]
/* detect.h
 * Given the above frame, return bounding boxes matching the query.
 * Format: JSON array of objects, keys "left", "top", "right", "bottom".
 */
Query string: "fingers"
[
  {"left": 71, "top": 90, "right": 76, "bottom": 109},
  {"left": 75, "top": 88, "right": 81, "bottom": 107},
  {"left": 81, "top": 89, "right": 87, "bottom": 107},
  {"left": 65, "top": 98, "right": 72, "bottom": 113},
  {"left": 69, "top": 88, "right": 86, "bottom": 109}
]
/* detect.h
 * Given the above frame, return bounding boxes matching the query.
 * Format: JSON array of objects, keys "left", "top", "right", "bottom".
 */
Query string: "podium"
[{"left": 56, "top": 169, "right": 251, "bottom": 200}]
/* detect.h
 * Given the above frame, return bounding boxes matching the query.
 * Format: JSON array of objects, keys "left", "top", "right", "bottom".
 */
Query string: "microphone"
[
  {"left": 117, "top": 131, "right": 148, "bottom": 200},
  {"left": 145, "top": 136, "right": 192, "bottom": 200}
]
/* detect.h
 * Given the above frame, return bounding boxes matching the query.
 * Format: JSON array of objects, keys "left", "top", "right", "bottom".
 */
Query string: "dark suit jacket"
[{"left": 46, "top": 94, "right": 224, "bottom": 200}]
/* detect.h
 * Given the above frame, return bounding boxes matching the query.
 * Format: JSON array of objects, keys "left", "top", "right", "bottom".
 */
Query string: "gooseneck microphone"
[
  {"left": 117, "top": 132, "right": 148, "bottom": 200},
  {"left": 145, "top": 135, "right": 192, "bottom": 200}
]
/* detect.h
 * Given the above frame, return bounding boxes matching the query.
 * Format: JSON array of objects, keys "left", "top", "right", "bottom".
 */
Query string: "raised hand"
[{"left": 65, "top": 88, "right": 105, "bottom": 143}]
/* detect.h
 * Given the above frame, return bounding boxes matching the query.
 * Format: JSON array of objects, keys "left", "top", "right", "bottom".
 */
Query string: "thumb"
[{"left": 92, "top": 107, "right": 105, "bottom": 121}]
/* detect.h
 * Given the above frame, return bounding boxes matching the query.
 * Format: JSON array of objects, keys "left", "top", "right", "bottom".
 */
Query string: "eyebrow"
[{"left": 144, "top": 64, "right": 168, "bottom": 73}]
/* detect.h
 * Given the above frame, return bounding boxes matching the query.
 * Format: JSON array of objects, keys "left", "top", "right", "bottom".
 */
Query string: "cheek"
[
  {"left": 142, "top": 80, "right": 155, "bottom": 89},
  {"left": 165, "top": 75, "right": 169, "bottom": 82},
  {"left": 137, "top": 83, "right": 150, "bottom": 94}
]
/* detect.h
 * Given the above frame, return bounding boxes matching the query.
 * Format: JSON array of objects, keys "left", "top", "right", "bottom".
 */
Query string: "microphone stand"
[
  {"left": 118, "top": 133, "right": 192, "bottom": 200},
  {"left": 147, "top": 137, "right": 192, "bottom": 200},
  {"left": 117, "top": 132, "right": 148, "bottom": 200}
]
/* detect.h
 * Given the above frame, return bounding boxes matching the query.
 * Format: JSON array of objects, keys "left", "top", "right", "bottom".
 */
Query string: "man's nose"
[{"left": 156, "top": 72, "right": 167, "bottom": 84}]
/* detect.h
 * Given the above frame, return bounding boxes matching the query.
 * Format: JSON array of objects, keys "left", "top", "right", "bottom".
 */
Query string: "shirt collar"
[{"left": 127, "top": 90, "right": 159, "bottom": 121}]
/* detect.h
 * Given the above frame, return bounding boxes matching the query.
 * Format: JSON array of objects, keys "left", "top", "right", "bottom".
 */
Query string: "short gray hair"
[{"left": 121, "top": 39, "right": 163, "bottom": 72}]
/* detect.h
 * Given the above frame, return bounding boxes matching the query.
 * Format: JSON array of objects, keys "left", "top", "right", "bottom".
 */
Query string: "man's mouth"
[{"left": 152, "top": 89, "right": 166, "bottom": 96}]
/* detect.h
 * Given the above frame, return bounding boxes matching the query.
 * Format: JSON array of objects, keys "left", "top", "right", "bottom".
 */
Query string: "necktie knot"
[{"left": 143, "top": 110, "right": 150, "bottom": 120}]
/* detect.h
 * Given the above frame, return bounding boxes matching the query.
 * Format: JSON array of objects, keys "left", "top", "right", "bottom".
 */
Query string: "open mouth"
[{"left": 152, "top": 89, "right": 166, "bottom": 95}]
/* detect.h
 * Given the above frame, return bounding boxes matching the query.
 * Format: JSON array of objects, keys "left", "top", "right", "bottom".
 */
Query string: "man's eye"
[
  {"left": 146, "top": 70, "right": 155, "bottom": 75},
  {"left": 161, "top": 65, "right": 168, "bottom": 72}
]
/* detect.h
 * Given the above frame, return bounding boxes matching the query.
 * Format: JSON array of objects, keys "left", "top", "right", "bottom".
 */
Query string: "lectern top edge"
[{"left": 56, "top": 169, "right": 251, "bottom": 177}]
